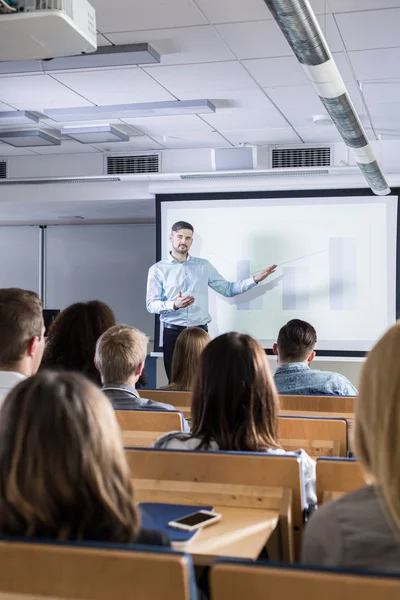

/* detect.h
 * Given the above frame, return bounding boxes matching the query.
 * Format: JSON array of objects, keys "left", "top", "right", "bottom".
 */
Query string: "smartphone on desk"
[{"left": 168, "top": 509, "right": 222, "bottom": 531}]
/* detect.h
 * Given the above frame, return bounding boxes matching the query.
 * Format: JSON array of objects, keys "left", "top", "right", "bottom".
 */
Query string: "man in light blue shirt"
[
  {"left": 146, "top": 221, "right": 277, "bottom": 380},
  {"left": 273, "top": 319, "right": 358, "bottom": 396}
]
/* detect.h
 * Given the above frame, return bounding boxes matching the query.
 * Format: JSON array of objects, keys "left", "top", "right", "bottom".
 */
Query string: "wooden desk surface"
[
  {"left": 172, "top": 507, "right": 279, "bottom": 566},
  {"left": 280, "top": 409, "right": 354, "bottom": 420}
]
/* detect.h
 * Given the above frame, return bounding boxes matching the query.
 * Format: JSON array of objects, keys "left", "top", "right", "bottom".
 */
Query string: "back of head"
[
  {"left": 0, "top": 288, "right": 43, "bottom": 367},
  {"left": 191, "top": 332, "right": 280, "bottom": 451},
  {"left": 354, "top": 323, "right": 400, "bottom": 529},
  {"left": 0, "top": 370, "right": 138, "bottom": 542},
  {"left": 95, "top": 325, "right": 148, "bottom": 385},
  {"left": 41, "top": 300, "right": 116, "bottom": 385},
  {"left": 170, "top": 327, "right": 210, "bottom": 390},
  {"left": 277, "top": 319, "right": 317, "bottom": 363}
]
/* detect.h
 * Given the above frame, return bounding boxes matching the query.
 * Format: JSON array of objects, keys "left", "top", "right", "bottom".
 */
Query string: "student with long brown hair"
[
  {"left": 0, "top": 370, "right": 168, "bottom": 546},
  {"left": 154, "top": 332, "right": 316, "bottom": 506},
  {"left": 302, "top": 322, "right": 400, "bottom": 571},
  {"left": 160, "top": 327, "right": 211, "bottom": 391}
]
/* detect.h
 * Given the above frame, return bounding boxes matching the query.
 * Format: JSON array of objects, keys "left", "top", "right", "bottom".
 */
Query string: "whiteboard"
[
  {"left": 0, "top": 226, "right": 41, "bottom": 294},
  {"left": 45, "top": 224, "right": 155, "bottom": 338}
]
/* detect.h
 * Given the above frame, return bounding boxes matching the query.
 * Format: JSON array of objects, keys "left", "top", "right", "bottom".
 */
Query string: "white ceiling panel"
[
  {"left": 122, "top": 114, "right": 213, "bottom": 136},
  {"left": 52, "top": 68, "right": 175, "bottom": 105},
  {"left": 0, "top": 74, "right": 93, "bottom": 111},
  {"left": 91, "top": 137, "right": 164, "bottom": 152},
  {"left": 363, "top": 81, "right": 400, "bottom": 105},
  {"left": 335, "top": 8, "right": 400, "bottom": 52},
  {"left": 223, "top": 127, "right": 300, "bottom": 145},
  {"left": 0, "top": 143, "right": 36, "bottom": 156},
  {"left": 349, "top": 48, "right": 400, "bottom": 82},
  {"left": 214, "top": 14, "right": 343, "bottom": 60},
  {"left": 243, "top": 52, "right": 353, "bottom": 88},
  {"left": 97, "top": 33, "right": 112, "bottom": 47},
  {"left": 367, "top": 102, "right": 400, "bottom": 131},
  {"left": 328, "top": 0, "right": 400, "bottom": 13},
  {"left": 106, "top": 25, "right": 235, "bottom": 65},
  {"left": 0, "top": 102, "right": 15, "bottom": 112},
  {"left": 195, "top": 0, "right": 328, "bottom": 24},
  {"left": 154, "top": 131, "right": 229, "bottom": 148},
  {"left": 30, "top": 140, "right": 100, "bottom": 155},
  {"left": 93, "top": 0, "right": 206, "bottom": 34},
  {"left": 295, "top": 126, "right": 346, "bottom": 143},
  {"left": 144, "top": 62, "right": 257, "bottom": 95}
]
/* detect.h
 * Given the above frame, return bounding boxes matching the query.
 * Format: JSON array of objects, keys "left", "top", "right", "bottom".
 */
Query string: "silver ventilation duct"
[{"left": 264, "top": 0, "right": 390, "bottom": 196}]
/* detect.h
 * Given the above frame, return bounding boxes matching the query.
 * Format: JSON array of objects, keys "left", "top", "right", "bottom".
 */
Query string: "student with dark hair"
[
  {"left": 160, "top": 327, "right": 210, "bottom": 391},
  {"left": 0, "top": 371, "right": 169, "bottom": 546},
  {"left": 273, "top": 319, "right": 357, "bottom": 396},
  {"left": 153, "top": 332, "right": 316, "bottom": 507},
  {"left": 0, "top": 288, "right": 45, "bottom": 406},
  {"left": 146, "top": 220, "right": 277, "bottom": 381},
  {"left": 41, "top": 300, "right": 116, "bottom": 386}
]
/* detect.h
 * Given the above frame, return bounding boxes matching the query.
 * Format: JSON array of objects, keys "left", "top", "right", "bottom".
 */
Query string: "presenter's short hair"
[
  {"left": 171, "top": 221, "right": 194, "bottom": 233},
  {"left": 0, "top": 288, "right": 43, "bottom": 366},
  {"left": 95, "top": 325, "right": 148, "bottom": 384},
  {"left": 277, "top": 319, "right": 317, "bottom": 362}
]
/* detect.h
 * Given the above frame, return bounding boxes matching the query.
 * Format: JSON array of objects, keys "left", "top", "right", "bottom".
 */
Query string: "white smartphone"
[{"left": 168, "top": 509, "right": 222, "bottom": 531}]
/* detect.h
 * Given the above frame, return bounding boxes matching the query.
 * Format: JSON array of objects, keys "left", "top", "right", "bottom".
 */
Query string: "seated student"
[
  {"left": 301, "top": 322, "right": 400, "bottom": 571},
  {"left": 159, "top": 327, "right": 210, "bottom": 391},
  {"left": 41, "top": 300, "right": 116, "bottom": 387},
  {"left": 0, "top": 370, "right": 168, "bottom": 547},
  {"left": 95, "top": 325, "right": 190, "bottom": 432},
  {"left": 153, "top": 332, "right": 316, "bottom": 507},
  {"left": 0, "top": 288, "right": 45, "bottom": 406},
  {"left": 273, "top": 319, "right": 357, "bottom": 396}
]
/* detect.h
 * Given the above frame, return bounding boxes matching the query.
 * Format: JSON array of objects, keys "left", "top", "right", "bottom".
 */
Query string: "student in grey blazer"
[{"left": 302, "top": 322, "right": 400, "bottom": 572}]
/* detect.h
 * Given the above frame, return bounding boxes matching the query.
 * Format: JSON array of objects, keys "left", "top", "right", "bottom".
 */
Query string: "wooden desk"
[{"left": 173, "top": 507, "right": 279, "bottom": 566}]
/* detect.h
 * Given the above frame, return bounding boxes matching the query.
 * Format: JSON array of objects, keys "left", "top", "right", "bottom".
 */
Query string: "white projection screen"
[{"left": 156, "top": 190, "right": 399, "bottom": 356}]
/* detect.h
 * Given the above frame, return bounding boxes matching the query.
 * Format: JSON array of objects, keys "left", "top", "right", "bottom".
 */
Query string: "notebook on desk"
[{"left": 139, "top": 502, "right": 214, "bottom": 549}]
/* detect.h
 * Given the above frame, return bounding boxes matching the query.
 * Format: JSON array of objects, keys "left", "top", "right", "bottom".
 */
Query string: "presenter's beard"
[{"left": 176, "top": 244, "right": 187, "bottom": 254}]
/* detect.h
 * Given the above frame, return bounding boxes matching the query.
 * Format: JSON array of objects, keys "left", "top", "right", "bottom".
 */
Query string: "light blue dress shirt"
[{"left": 146, "top": 253, "right": 257, "bottom": 326}]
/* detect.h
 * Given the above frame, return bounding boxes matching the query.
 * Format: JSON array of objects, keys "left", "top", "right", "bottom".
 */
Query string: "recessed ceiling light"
[
  {"left": 0, "top": 111, "right": 40, "bottom": 126},
  {"left": 61, "top": 124, "right": 130, "bottom": 144},
  {"left": 0, "top": 129, "right": 61, "bottom": 147}
]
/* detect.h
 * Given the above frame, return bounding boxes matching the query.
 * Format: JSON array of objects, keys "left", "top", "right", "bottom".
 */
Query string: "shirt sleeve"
[
  {"left": 146, "top": 266, "right": 175, "bottom": 315},
  {"left": 206, "top": 260, "right": 257, "bottom": 297}
]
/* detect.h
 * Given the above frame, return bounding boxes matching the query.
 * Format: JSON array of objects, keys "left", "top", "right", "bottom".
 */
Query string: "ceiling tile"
[
  {"left": 0, "top": 101, "right": 15, "bottom": 112},
  {"left": 97, "top": 33, "right": 112, "bottom": 47},
  {"left": 295, "top": 126, "right": 346, "bottom": 143},
  {"left": 223, "top": 127, "right": 300, "bottom": 145},
  {"left": 122, "top": 114, "right": 213, "bottom": 136},
  {"left": 144, "top": 62, "right": 257, "bottom": 95},
  {"left": 30, "top": 140, "right": 101, "bottom": 154},
  {"left": 335, "top": 8, "right": 400, "bottom": 51},
  {"left": 214, "top": 14, "right": 342, "bottom": 60},
  {"left": 195, "top": 0, "right": 327, "bottom": 24},
  {"left": 367, "top": 101, "right": 400, "bottom": 132},
  {"left": 51, "top": 68, "right": 174, "bottom": 105},
  {"left": 0, "top": 74, "right": 93, "bottom": 110},
  {"left": 154, "top": 131, "right": 229, "bottom": 148},
  {"left": 349, "top": 47, "right": 400, "bottom": 81},
  {"left": 328, "top": 0, "right": 400, "bottom": 13},
  {"left": 106, "top": 25, "right": 235, "bottom": 65},
  {"left": 363, "top": 81, "right": 400, "bottom": 104},
  {"left": 0, "top": 142, "right": 37, "bottom": 156},
  {"left": 91, "top": 136, "right": 164, "bottom": 152},
  {"left": 93, "top": 0, "right": 206, "bottom": 33}
]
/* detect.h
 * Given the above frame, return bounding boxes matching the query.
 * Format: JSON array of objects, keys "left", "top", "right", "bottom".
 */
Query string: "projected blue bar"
[
  {"left": 237, "top": 260, "right": 263, "bottom": 310},
  {"left": 282, "top": 266, "right": 309, "bottom": 310},
  {"left": 329, "top": 238, "right": 357, "bottom": 310}
]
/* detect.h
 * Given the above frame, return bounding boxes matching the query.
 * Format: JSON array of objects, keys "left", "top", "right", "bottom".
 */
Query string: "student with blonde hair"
[
  {"left": 302, "top": 322, "right": 400, "bottom": 571},
  {"left": 0, "top": 370, "right": 168, "bottom": 546},
  {"left": 96, "top": 325, "right": 190, "bottom": 431},
  {"left": 161, "top": 327, "right": 210, "bottom": 391},
  {"left": 154, "top": 332, "right": 316, "bottom": 507}
]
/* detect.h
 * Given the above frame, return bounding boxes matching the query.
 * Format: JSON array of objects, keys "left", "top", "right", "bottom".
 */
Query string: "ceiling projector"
[{"left": 0, "top": 0, "right": 97, "bottom": 61}]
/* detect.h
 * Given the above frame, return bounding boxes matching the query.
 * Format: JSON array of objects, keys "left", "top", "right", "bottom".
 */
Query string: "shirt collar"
[
  {"left": 167, "top": 251, "right": 191, "bottom": 264},
  {"left": 0, "top": 371, "right": 26, "bottom": 387},
  {"left": 101, "top": 383, "right": 139, "bottom": 398},
  {"left": 275, "top": 362, "right": 311, "bottom": 373}
]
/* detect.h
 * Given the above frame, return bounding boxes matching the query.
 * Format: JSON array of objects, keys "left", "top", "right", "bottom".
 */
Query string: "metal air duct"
[{"left": 264, "top": 0, "right": 390, "bottom": 196}]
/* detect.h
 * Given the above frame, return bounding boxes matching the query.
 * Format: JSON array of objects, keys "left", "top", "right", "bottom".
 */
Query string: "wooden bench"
[
  {"left": 316, "top": 458, "right": 366, "bottom": 505},
  {"left": 278, "top": 416, "right": 348, "bottom": 457},
  {"left": 0, "top": 540, "right": 195, "bottom": 600},
  {"left": 115, "top": 410, "right": 183, "bottom": 447},
  {"left": 211, "top": 561, "right": 400, "bottom": 600},
  {"left": 142, "top": 390, "right": 192, "bottom": 418}
]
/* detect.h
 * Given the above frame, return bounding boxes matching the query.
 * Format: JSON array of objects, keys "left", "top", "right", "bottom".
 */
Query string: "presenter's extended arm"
[
  {"left": 207, "top": 262, "right": 277, "bottom": 297},
  {"left": 146, "top": 266, "right": 194, "bottom": 314}
]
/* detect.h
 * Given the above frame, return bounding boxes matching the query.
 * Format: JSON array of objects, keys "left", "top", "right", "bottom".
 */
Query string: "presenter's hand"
[
  {"left": 173, "top": 291, "right": 195, "bottom": 310},
  {"left": 253, "top": 264, "right": 278, "bottom": 283}
]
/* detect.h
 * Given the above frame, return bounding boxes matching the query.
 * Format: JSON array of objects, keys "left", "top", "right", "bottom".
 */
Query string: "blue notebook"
[{"left": 139, "top": 502, "right": 213, "bottom": 544}]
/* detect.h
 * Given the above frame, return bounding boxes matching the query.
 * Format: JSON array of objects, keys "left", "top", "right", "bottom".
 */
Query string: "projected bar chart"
[
  {"left": 237, "top": 260, "right": 263, "bottom": 310},
  {"left": 329, "top": 237, "right": 357, "bottom": 310},
  {"left": 282, "top": 266, "right": 310, "bottom": 310}
]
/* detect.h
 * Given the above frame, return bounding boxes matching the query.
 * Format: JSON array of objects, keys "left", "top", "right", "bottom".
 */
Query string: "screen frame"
[{"left": 154, "top": 187, "right": 400, "bottom": 357}]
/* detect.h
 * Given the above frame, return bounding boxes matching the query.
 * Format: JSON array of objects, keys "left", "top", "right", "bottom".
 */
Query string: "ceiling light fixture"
[
  {"left": 61, "top": 124, "right": 130, "bottom": 143},
  {"left": 45, "top": 99, "right": 216, "bottom": 122},
  {"left": 0, "top": 110, "right": 39, "bottom": 126},
  {"left": 0, "top": 129, "right": 61, "bottom": 147}
]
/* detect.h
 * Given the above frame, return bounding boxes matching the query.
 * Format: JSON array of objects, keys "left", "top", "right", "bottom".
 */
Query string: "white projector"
[{"left": 0, "top": 0, "right": 97, "bottom": 61}]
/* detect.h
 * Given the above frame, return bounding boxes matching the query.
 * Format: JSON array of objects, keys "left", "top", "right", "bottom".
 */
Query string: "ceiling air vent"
[
  {"left": 272, "top": 147, "right": 331, "bottom": 169},
  {"left": 107, "top": 154, "right": 160, "bottom": 175},
  {"left": 0, "top": 161, "right": 6, "bottom": 179}
]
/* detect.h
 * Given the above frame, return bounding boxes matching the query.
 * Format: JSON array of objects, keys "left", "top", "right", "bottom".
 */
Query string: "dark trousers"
[{"left": 163, "top": 324, "right": 208, "bottom": 382}]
